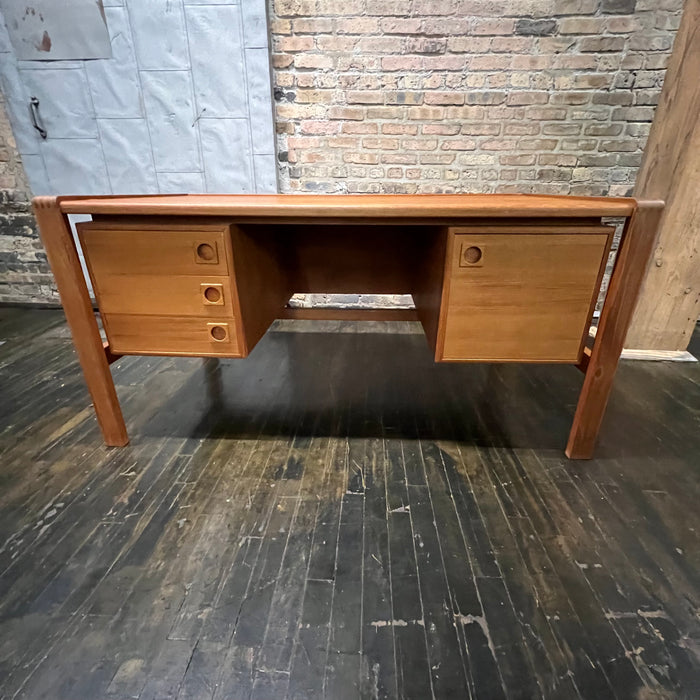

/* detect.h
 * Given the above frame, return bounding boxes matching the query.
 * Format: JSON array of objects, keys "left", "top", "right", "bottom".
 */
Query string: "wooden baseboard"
[{"left": 589, "top": 325, "right": 697, "bottom": 361}]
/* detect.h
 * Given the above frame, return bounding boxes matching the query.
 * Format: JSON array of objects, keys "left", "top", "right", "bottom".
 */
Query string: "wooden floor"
[{"left": 0, "top": 307, "right": 698, "bottom": 700}]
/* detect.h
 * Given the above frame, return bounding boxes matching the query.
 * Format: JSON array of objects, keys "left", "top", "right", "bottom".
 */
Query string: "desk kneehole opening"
[{"left": 207, "top": 323, "right": 230, "bottom": 342}]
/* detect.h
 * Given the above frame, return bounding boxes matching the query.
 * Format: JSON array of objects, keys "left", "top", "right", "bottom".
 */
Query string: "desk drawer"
[
  {"left": 439, "top": 230, "right": 611, "bottom": 362},
  {"left": 103, "top": 314, "right": 241, "bottom": 357},
  {"left": 92, "top": 274, "right": 235, "bottom": 318},
  {"left": 78, "top": 223, "right": 230, "bottom": 276}
]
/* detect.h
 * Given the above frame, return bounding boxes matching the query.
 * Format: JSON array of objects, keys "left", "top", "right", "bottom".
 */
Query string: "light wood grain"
[
  {"left": 626, "top": 1, "right": 700, "bottom": 351},
  {"left": 103, "top": 314, "right": 242, "bottom": 358},
  {"left": 58, "top": 193, "right": 637, "bottom": 218},
  {"left": 32, "top": 197, "right": 128, "bottom": 446},
  {"left": 567, "top": 201, "right": 665, "bottom": 459},
  {"left": 90, "top": 273, "right": 235, "bottom": 318},
  {"left": 229, "top": 225, "right": 292, "bottom": 354},
  {"left": 78, "top": 223, "right": 230, "bottom": 277},
  {"left": 438, "top": 230, "right": 611, "bottom": 362}
]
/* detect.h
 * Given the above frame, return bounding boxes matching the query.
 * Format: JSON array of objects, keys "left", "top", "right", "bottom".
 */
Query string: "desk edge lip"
[{"left": 40, "top": 193, "right": 651, "bottom": 218}]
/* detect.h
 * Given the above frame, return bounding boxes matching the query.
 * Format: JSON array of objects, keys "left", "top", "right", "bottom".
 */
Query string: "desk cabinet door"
[{"left": 438, "top": 232, "right": 610, "bottom": 362}]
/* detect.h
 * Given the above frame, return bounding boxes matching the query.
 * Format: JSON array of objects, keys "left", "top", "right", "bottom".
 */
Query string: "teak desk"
[{"left": 34, "top": 194, "right": 663, "bottom": 459}]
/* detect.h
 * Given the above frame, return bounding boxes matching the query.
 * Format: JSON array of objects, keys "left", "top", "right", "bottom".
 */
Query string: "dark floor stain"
[{"left": 0, "top": 307, "right": 698, "bottom": 699}]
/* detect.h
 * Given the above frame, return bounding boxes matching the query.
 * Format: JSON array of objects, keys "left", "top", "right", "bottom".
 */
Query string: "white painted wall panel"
[
  {"left": 0, "top": 1, "right": 276, "bottom": 196},
  {"left": 20, "top": 154, "right": 49, "bottom": 195},
  {"left": 157, "top": 171, "right": 205, "bottom": 193},
  {"left": 0, "top": 57, "right": 41, "bottom": 154},
  {"left": 185, "top": 5, "right": 247, "bottom": 118},
  {"left": 126, "top": 0, "right": 190, "bottom": 70},
  {"left": 242, "top": 0, "right": 268, "bottom": 48},
  {"left": 98, "top": 119, "right": 158, "bottom": 193},
  {"left": 200, "top": 119, "right": 253, "bottom": 193},
  {"left": 253, "top": 153, "right": 277, "bottom": 194},
  {"left": 41, "top": 140, "right": 110, "bottom": 194},
  {"left": 20, "top": 69, "right": 97, "bottom": 139},
  {"left": 245, "top": 47, "right": 274, "bottom": 156},
  {"left": 85, "top": 7, "right": 142, "bottom": 118},
  {"left": 141, "top": 70, "right": 200, "bottom": 173}
]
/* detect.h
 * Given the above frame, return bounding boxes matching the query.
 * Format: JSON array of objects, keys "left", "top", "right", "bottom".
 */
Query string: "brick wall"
[
  {"left": 0, "top": 94, "right": 55, "bottom": 305},
  {"left": 271, "top": 0, "right": 682, "bottom": 196}
]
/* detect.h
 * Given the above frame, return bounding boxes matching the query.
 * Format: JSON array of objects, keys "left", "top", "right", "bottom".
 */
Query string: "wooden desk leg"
[
  {"left": 33, "top": 197, "right": 129, "bottom": 446},
  {"left": 566, "top": 201, "right": 664, "bottom": 459}
]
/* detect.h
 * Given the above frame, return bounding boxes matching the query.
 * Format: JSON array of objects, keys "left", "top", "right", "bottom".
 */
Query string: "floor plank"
[{"left": 0, "top": 307, "right": 698, "bottom": 699}]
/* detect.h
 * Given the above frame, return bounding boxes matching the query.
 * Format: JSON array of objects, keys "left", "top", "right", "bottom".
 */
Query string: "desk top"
[{"left": 54, "top": 193, "right": 639, "bottom": 218}]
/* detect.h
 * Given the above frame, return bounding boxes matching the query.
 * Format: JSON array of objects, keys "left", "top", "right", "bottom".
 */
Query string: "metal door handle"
[{"left": 29, "top": 96, "right": 47, "bottom": 139}]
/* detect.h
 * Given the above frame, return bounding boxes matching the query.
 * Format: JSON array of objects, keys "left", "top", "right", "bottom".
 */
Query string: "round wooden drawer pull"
[
  {"left": 204, "top": 286, "right": 221, "bottom": 303},
  {"left": 210, "top": 325, "right": 228, "bottom": 341},
  {"left": 463, "top": 245, "right": 482, "bottom": 264},
  {"left": 196, "top": 243, "right": 216, "bottom": 261}
]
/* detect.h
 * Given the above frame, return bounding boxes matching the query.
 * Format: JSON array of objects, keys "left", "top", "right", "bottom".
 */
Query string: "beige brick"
[
  {"left": 480, "top": 139, "right": 518, "bottom": 151},
  {"left": 579, "top": 36, "right": 626, "bottom": 52},
  {"left": 381, "top": 153, "right": 417, "bottom": 164},
  {"left": 413, "top": 0, "right": 457, "bottom": 15},
  {"left": 336, "top": 18, "right": 380, "bottom": 34},
  {"left": 328, "top": 106, "right": 364, "bottom": 120},
  {"left": 294, "top": 54, "right": 334, "bottom": 69},
  {"left": 472, "top": 19, "right": 514, "bottom": 35},
  {"left": 441, "top": 138, "right": 477, "bottom": 151},
  {"left": 422, "top": 55, "right": 467, "bottom": 70},
  {"left": 346, "top": 91, "right": 384, "bottom": 104},
  {"left": 470, "top": 55, "right": 511, "bottom": 71},
  {"left": 401, "top": 138, "right": 439, "bottom": 150},
  {"left": 461, "top": 123, "right": 501, "bottom": 135},
  {"left": 366, "top": 106, "right": 405, "bottom": 119},
  {"left": 406, "top": 107, "right": 445, "bottom": 120},
  {"left": 272, "top": 54, "right": 294, "bottom": 69},
  {"left": 381, "top": 123, "right": 418, "bottom": 135},
  {"left": 357, "top": 36, "right": 404, "bottom": 53},
  {"left": 342, "top": 122, "right": 379, "bottom": 134},
  {"left": 343, "top": 152, "right": 380, "bottom": 164},
  {"left": 558, "top": 17, "right": 605, "bottom": 34},
  {"left": 291, "top": 18, "right": 334, "bottom": 33},
  {"left": 518, "top": 138, "right": 558, "bottom": 150},
  {"left": 300, "top": 120, "right": 340, "bottom": 135},
  {"left": 447, "top": 37, "right": 492, "bottom": 53},
  {"left": 316, "top": 36, "right": 357, "bottom": 52},
  {"left": 424, "top": 92, "right": 465, "bottom": 106},
  {"left": 380, "top": 18, "right": 423, "bottom": 34},
  {"left": 504, "top": 123, "right": 541, "bottom": 136},
  {"left": 381, "top": 56, "right": 423, "bottom": 71},
  {"left": 421, "top": 153, "right": 456, "bottom": 164},
  {"left": 422, "top": 124, "right": 461, "bottom": 135},
  {"left": 362, "top": 137, "right": 400, "bottom": 149},
  {"left": 506, "top": 92, "right": 548, "bottom": 106},
  {"left": 278, "top": 36, "right": 314, "bottom": 52}
]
